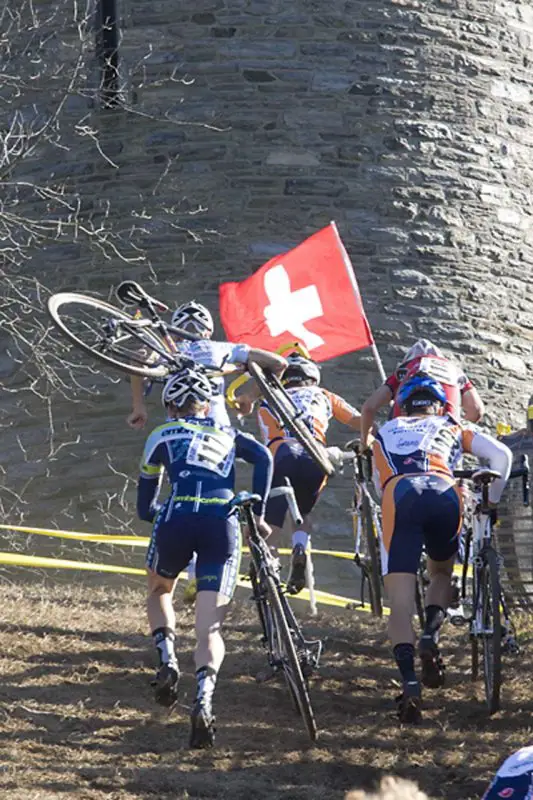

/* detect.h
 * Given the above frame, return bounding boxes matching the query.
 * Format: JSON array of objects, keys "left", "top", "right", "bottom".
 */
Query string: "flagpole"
[{"left": 330, "top": 220, "right": 387, "bottom": 383}]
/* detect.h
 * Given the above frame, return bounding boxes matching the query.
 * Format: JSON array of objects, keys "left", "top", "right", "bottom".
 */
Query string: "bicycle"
[
  {"left": 453, "top": 457, "right": 529, "bottom": 714},
  {"left": 230, "top": 491, "right": 322, "bottom": 742},
  {"left": 47, "top": 281, "right": 334, "bottom": 476},
  {"left": 340, "top": 441, "right": 383, "bottom": 617}
]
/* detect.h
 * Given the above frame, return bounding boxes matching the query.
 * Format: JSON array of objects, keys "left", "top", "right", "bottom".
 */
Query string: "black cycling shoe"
[
  {"left": 396, "top": 680, "right": 422, "bottom": 724},
  {"left": 153, "top": 662, "right": 180, "bottom": 708},
  {"left": 419, "top": 636, "right": 445, "bottom": 689},
  {"left": 189, "top": 700, "right": 216, "bottom": 749},
  {"left": 286, "top": 545, "right": 307, "bottom": 595}
]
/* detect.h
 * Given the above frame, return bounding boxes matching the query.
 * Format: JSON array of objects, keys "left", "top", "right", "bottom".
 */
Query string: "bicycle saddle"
[
  {"left": 116, "top": 281, "right": 168, "bottom": 312},
  {"left": 471, "top": 469, "right": 501, "bottom": 485},
  {"left": 230, "top": 491, "right": 262, "bottom": 508}
]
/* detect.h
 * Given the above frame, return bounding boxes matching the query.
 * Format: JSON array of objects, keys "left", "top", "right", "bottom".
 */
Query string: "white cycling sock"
[
  {"left": 187, "top": 553, "right": 197, "bottom": 581},
  {"left": 153, "top": 627, "right": 178, "bottom": 668},
  {"left": 292, "top": 530, "right": 309, "bottom": 550}
]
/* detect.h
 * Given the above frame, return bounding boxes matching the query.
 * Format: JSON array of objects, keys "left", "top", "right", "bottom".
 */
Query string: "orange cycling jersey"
[{"left": 257, "top": 386, "right": 357, "bottom": 453}]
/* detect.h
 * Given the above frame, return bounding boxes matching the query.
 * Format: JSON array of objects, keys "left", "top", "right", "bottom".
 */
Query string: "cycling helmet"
[
  {"left": 171, "top": 301, "right": 214, "bottom": 337},
  {"left": 401, "top": 339, "right": 444, "bottom": 364},
  {"left": 397, "top": 373, "right": 447, "bottom": 410},
  {"left": 161, "top": 368, "right": 213, "bottom": 408},
  {"left": 282, "top": 355, "right": 321, "bottom": 386}
]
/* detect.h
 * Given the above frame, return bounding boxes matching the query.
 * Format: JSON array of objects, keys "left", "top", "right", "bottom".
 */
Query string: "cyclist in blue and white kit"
[
  {"left": 138, "top": 367, "right": 272, "bottom": 749},
  {"left": 483, "top": 747, "right": 533, "bottom": 799},
  {"left": 129, "top": 300, "right": 285, "bottom": 600},
  {"left": 127, "top": 300, "right": 285, "bottom": 429}
]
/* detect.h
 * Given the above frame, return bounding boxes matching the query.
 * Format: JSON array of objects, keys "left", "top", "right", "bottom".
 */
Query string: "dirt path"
[{"left": 0, "top": 578, "right": 531, "bottom": 800}]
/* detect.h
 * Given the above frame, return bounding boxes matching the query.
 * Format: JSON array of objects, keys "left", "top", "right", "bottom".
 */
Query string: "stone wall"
[{"left": 3, "top": 0, "right": 533, "bottom": 534}]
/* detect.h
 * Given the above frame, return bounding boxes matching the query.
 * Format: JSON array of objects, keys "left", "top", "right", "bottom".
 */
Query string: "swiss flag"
[{"left": 219, "top": 223, "right": 373, "bottom": 362}]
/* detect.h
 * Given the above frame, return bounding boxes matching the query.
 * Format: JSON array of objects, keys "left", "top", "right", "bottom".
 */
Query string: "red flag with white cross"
[{"left": 218, "top": 222, "right": 374, "bottom": 362}]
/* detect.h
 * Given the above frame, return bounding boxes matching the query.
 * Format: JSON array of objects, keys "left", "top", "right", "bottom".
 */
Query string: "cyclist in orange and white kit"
[
  {"left": 372, "top": 373, "right": 511, "bottom": 723},
  {"left": 257, "top": 355, "right": 361, "bottom": 593}
]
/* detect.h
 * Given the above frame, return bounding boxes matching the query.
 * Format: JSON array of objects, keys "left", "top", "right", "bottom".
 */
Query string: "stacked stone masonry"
[{"left": 3, "top": 0, "right": 533, "bottom": 530}]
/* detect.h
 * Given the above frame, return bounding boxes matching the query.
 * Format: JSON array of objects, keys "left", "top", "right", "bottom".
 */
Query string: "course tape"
[
  {"left": 0, "top": 550, "right": 380, "bottom": 613},
  {"left": 0, "top": 523, "right": 356, "bottom": 559}
]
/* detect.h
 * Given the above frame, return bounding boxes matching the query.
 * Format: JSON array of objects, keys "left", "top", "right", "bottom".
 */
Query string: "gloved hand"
[{"left": 326, "top": 446, "right": 345, "bottom": 469}]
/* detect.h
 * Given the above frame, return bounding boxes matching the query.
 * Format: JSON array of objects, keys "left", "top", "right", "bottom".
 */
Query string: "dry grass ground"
[{"left": 0, "top": 576, "right": 532, "bottom": 800}]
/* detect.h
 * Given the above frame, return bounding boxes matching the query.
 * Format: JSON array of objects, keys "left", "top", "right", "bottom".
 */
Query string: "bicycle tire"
[
  {"left": 266, "top": 574, "right": 318, "bottom": 741},
  {"left": 248, "top": 362, "right": 334, "bottom": 477},
  {"left": 480, "top": 547, "right": 502, "bottom": 713},
  {"left": 47, "top": 292, "right": 173, "bottom": 379},
  {"left": 361, "top": 494, "right": 383, "bottom": 617}
]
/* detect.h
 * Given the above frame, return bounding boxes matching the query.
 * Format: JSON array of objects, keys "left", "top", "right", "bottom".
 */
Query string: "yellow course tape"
[
  {"left": 0, "top": 550, "right": 375, "bottom": 611},
  {"left": 0, "top": 523, "right": 149, "bottom": 546},
  {"left": 0, "top": 523, "right": 357, "bottom": 559}
]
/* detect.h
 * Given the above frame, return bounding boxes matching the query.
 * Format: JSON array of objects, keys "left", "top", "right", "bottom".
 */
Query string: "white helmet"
[
  {"left": 402, "top": 338, "right": 444, "bottom": 364},
  {"left": 171, "top": 301, "right": 214, "bottom": 337},
  {"left": 161, "top": 368, "right": 213, "bottom": 408}
]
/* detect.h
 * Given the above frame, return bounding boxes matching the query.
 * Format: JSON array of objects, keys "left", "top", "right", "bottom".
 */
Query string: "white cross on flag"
[{"left": 219, "top": 222, "right": 374, "bottom": 362}]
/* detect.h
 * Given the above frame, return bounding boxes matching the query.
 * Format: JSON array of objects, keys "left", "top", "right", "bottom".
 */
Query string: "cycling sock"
[
  {"left": 422, "top": 605, "right": 446, "bottom": 643},
  {"left": 292, "top": 531, "right": 309, "bottom": 550},
  {"left": 393, "top": 643, "right": 417, "bottom": 684},
  {"left": 195, "top": 666, "right": 218, "bottom": 707},
  {"left": 153, "top": 626, "right": 177, "bottom": 667}
]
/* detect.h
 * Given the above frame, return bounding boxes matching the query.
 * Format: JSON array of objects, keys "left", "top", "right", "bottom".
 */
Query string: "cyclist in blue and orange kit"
[
  {"left": 137, "top": 367, "right": 272, "bottom": 748},
  {"left": 372, "top": 373, "right": 511, "bottom": 723}
]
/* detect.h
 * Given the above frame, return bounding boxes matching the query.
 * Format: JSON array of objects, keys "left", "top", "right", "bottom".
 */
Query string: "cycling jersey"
[
  {"left": 257, "top": 386, "right": 357, "bottom": 453},
  {"left": 137, "top": 415, "right": 271, "bottom": 521},
  {"left": 138, "top": 415, "right": 272, "bottom": 595},
  {"left": 176, "top": 340, "right": 250, "bottom": 426},
  {"left": 373, "top": 414, "right": 512, "bottom": 504},
  {"left": 386, "top": 355, "right": 473, "bottom": 419},
  {"left": 483, "top": 747, "right": 533, "bottom": 800}
]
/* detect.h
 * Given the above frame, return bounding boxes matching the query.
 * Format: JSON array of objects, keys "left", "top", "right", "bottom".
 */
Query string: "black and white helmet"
[
  {"left": 171, "top": 301, "right": 214, "bottom": 337},
  {"left": 282, "top": 355, "right": 321, "bottom": 387},
  {"left": 161, "top": 368, "right": 213, "bottom": 408}
]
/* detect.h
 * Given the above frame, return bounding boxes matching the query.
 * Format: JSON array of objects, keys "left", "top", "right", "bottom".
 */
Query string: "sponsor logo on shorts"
[{"left": 498, "top": 788, "right": 514, "bottom": 798}]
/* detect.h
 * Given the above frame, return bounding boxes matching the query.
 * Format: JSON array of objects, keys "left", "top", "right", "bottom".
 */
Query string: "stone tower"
[{"left": 3, "top": 0, "right": 533, "bottom": 527}]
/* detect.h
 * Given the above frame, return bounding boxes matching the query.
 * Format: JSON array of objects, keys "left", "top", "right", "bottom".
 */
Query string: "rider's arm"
[
  {"left": 325, "top": 390, "right": 361, "bottom": 430},
  {"left": 463, "top": 429, "right": 512, "bottom": 504},
  {"left": 360, "top": 383, "right": 393, "bottom": 448},
  {"left": 235, "top": 431, "right": 273, "bottom": 517},
  {"left": 128, "top": 374, "right": 148, "bottom": 429},
  {"left": 136, "top": 438, "right": 165, "bottom": 522},
  {"left": 230, "top": 348, "right": 288, "bottom": 412},
  {"left": 461, "top": 386, "right": 484, "bottom": 423}
]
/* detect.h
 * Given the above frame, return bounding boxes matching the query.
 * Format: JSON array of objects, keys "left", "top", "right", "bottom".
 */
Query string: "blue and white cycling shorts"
[{"left": 146, "top": 511, "right": 241, "bottom": 597}]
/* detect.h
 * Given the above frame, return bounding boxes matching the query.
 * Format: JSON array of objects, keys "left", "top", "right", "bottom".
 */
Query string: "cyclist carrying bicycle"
[
  {"left": 361, "top": 338, "right": 484, "bottom": 448},
  {"left": 128, "top": 298, "right": 284, "bottom": 601},
  {"left": 372, "top": 372, "right": 511, "bottom": 723},
  {"left": 128, "top": 299, "right": 286, "bottom": 429},
  {"left": 257, "top": 354, "right": 361, "bottom": 594},
  {"left": 137, "top": 367, "right": 273, "bottom": 748}
]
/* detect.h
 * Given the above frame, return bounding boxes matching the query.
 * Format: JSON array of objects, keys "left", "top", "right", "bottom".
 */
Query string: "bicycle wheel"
[
  {"left": 248, "top": 362, "right": 334, "bottom": 476},
  {"left": 48, "top": 292, "right": 174, "bottom": 379},
  {"left": 361, "top": 495, "right": 383, "bottom": 617},
  {"left": 480, "top": 547, "right": 503, "bottom": 713},
  {"left": 266, "top": 574, "right": 318, "bottom": 741}
]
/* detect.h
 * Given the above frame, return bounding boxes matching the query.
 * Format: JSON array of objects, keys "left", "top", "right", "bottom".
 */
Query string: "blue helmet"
[{"left": 397, "top": 373, "right": 447, "bottom": 410}]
